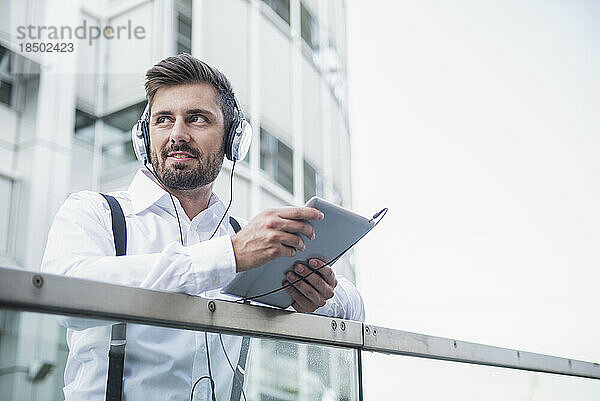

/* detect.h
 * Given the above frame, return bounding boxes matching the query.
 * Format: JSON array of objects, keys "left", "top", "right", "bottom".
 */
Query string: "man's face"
[{"left": 149, "top": 83, "right": 226, "bottom": 190}]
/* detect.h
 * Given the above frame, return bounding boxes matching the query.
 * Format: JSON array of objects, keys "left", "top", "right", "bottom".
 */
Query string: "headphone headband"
[{"left": 141, "top": 104, "right": 150, "bottom": 123}]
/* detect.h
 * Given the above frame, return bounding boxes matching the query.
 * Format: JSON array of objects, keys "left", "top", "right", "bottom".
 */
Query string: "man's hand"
[
  {"left": 284, "top": 259, "right": 338, "bottom": 313},
  {"left": 231, "top": 207, "right": 324, "bottom": 272}
]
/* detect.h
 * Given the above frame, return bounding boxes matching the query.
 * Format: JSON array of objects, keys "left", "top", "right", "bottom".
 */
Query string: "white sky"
[{"left": 348, "top": 1, "right": 600, "bottom": 398}]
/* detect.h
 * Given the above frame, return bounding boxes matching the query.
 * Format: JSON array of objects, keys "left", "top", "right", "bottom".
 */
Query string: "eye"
[{"left": 190, "top": 114, "right": 207, "bottom": 123}]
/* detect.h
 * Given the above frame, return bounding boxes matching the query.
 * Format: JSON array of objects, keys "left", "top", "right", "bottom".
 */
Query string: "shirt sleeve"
[
  {"left": 313, "top": 275, "right": 366, "bottom": 322},
  {"left": 41, "top": 192, "right": 237, "bottom": 297}
]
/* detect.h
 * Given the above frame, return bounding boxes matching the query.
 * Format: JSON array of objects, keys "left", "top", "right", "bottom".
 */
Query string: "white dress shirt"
[{"left": 41, "top": 169, "right": 365, "bottom": 401}]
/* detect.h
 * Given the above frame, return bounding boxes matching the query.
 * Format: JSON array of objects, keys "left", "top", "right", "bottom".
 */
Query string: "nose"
[{"left": 169, "top": 117, "right": 190, "bottom": 144}]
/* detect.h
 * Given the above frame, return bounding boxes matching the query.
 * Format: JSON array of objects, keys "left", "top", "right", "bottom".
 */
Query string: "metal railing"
[{"left": 1, "top": 265, "right": 599, "bottom": 398}]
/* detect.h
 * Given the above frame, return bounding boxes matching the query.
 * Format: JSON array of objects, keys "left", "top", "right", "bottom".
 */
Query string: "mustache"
[{"left": 160, "top": 143, "right": 200, "bottom": 159}]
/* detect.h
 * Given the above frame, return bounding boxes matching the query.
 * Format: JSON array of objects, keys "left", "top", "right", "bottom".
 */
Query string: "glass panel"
[
  {"left": 327, "top": 0, "right": 347, "bottom": 69},
  {"left": 322, "top": 46, "right": 344, "bottom": 101},
  {"left": 332, "top": 186, "right": 343, "bottom": 206},
  {"left": 0, "top": 80, "right": 12, "bottom": 106},
  {"left": 103, "top": 102, "right": 145, "bottom": 133},
  {"left": 300, "top": 3, "right": 319, "bottom": 53},
  {"left": 0, "top": 310, "right": 71, "bottom": 401},
  {"left": 102, "top": 138, "right": 136, "bottom": 171},
  {"left": 247, "top": 338, "right": 359, "bottom": 401},
  {"left": 0, "top": 308, "right": 359, "bottom": 401},
  {"left": 177, "top": 41, "right": 191, "bottom": 55},
  {"left": 303, "top": 159, "right": 322, "bottom": 202},
  {"left": 178, "top": 0, "right": 191, "bottom": 9},
  {"left": 0, "top": 45, "right": 10, "bottom": 74},
  {"left": 260, "top": 127, "right": 294, "bottom": 193},
  {"left": 177, "top": 13, "right": 192, "bottom": 38},
  {"left": 262, "top": 0, "right": 290, "bottom": 26},
  {"left": 102, "top": 102, "right": 145, "bottom": 171},
  {"left": 175, "top": 0, "right": 192, "bottom": 56},
  {"left": 0, "top": 46, "right": 7, "bottom": 65},
  {"left": 74, "top": 109, "right": 96, "bottom": 144},
  {"left": 0, "top": 178, "right": 12, "bottom": 256},
  {"left": 363, "top": 351, "right": 600, "bottom": 400}
]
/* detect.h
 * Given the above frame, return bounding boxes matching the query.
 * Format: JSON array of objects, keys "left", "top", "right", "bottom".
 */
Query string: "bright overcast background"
[{"left": 348, "top": 1, "right": 600, "bottom": 398}]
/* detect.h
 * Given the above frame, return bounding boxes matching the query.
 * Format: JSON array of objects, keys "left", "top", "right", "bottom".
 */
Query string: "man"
[{"left": 41, "top": 54, "right": 364, "bottom": 400}]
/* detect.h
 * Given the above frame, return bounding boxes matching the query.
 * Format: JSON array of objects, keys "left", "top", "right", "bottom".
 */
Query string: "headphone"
[{"left": 131, "top": 95, "right": 252, "bottom": 168}]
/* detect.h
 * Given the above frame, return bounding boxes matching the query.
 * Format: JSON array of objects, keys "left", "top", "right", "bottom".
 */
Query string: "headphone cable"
[
  {"left": 190, "top": 374, "right": 215, "bottom": 401},
  {"left": 209, "top": 160, "right": 236, "bottom": 240},
  {"left": 201, "top": 160, "right": 237, "bottom": 401},
  {"left": 219, "top": 333, "right": 248, "bottom": 401},
  {"left": 204, "top": 332, "right": 217, "bottom": 401},
  {"left": 144, "top": 163, "right": 185, "bottom": 245},
  {"left": 146, "top": 159, "right": 237, "bottom": 401}
]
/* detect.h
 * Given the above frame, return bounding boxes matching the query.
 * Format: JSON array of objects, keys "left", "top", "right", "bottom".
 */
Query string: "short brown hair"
[{"left": 145, "top": 54, "right": 236, "bottom": 134}]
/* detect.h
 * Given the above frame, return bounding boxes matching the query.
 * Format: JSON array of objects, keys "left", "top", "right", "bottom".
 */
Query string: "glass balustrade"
[
  {"left": 362, "top": 351, "right": 600, "bottom": 400},
  {"left": 0, "top": 267, "right": 598, "bottom": 401},
  {"left": 0, "top": 309, "right": 359, "bottom": 401}
]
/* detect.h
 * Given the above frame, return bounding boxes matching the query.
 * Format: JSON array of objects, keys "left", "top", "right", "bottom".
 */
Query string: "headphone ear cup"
[
  {"left": 141, "top": 121, "right": 151, "bottom": 163},
  {"left": 227, "top": 119, "right": 252, "bottom": 162},
  {"left": 131, "top": 103, "right": 153, "bottom": 167},
  {"left": 131, "top": 120, "right": 150, "bottom": 166},
  {"left": 225, "top": 118, "right": 240, "bottom": 161}
]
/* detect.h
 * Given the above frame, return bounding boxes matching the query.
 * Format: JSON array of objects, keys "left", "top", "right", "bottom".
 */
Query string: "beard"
[{"left": 150, "top": 141, "right": 225, "bottom": 190}]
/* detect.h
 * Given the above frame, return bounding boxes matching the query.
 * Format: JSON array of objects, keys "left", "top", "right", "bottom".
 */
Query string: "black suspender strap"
[
  {"left": 106, "top": 323, "right": 127, "bottom": 401},
  {"left": 227, "top": 216, "right": 250, "bottom": 401},
  {"left": 100, "top": 194, "right": 127, "bottom": 401},
  {"left": 229, "top": 336, "right": 250, "bottom": 401},
  {"left": 101, "top": 194, "right": 127, "bottom": 257},
  {"left": 229, "top": 216, "right": 241, "bottom": 234},
  {"left": 98, "top": 205, "right": 246, "bottom": 401}
]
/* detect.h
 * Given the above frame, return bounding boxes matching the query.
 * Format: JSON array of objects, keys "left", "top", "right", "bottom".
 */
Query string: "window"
[
  {"left": 74, "top": 109, "right": 96, "bottom": 144},
  {"left": 0, "top": 176, "right": 14, "bottom": 258},
  {"left": 0, "top": 45, "right": 9, "bottom": 74},
  {"left": 332, "top": 186, "right": 343, "bottom": 206},
  {"left": 101, "top": 102, "right": 145, "bottom": 171},
  {"left": 103, "top": 102, "right": 145, "bottom": 132},
  {"left": 303, "top": 160, "right": 322, "bottom": 202},
  {"left": 0, "top": 46, "right": 14, "bottom": 106},
  {"left": 0, "top": 80, "right": 11, "bottom": 106},
  {"left": 324, "top": 2, "right": 347, "bottom": 105},
  {"left": 300, "top": 2, "right": 319, "bottom": 53},
  {"left": 260, "top": 127, "right": 294, "bottom": 193},
  {"left": 177, "top": 13, "right": 191, "bottom": 38},
  {"left": 262, "top": 0, "right": 290, "bottom": 25},
  {"left": 175, "top": 0, "right": 192, "bottom": 54}
]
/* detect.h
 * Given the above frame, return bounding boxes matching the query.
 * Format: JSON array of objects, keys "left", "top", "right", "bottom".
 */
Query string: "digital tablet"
[{"left": 222, "top": 197, "right": 375, "bottom": 308}]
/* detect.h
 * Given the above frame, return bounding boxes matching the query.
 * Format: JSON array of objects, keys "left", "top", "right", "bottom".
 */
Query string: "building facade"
[{"left": 0, "top": 0, "right": 355, "bottom": 399}]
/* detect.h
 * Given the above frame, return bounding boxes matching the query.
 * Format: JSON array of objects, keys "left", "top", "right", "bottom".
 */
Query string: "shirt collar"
[
  {"left": 128, "top": 169, "right": 228, "bottom": 220},
  {"left": 128, "top": 169, "right": 171, "bottom": 215}
]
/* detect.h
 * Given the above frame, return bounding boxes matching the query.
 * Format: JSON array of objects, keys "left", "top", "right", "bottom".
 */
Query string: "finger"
[
  {"left": 284, "top": 281, "right": 317, "bottom": 313},
  {"left": 293, "top": 263, "right": 335, "bottom": 300},
  {"left": 276, "top": 232, "right": 306, "bottom": 252},
  {"left": 286, "top": 271, "right": 326, "bottom": 308},
  {"left": 307, "top": 259, "right": 338, "bottom": 287},
  {"left": 278, "top": 219, "right": 316, "bottom": 240},
  {"left": 276, "top": 207, "right": 324, "bottom": 221}
]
